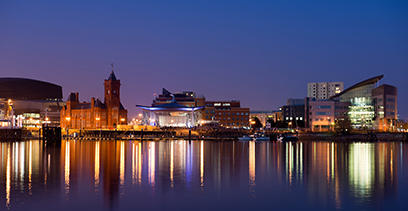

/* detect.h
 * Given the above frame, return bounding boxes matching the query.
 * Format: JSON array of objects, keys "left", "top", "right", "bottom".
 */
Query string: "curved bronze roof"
[
  {"left": 0, "top": 78, "right": 62, "bottom": 100},
  {"left": 330, "top": 75, "right": 384, "bottom": 99}
]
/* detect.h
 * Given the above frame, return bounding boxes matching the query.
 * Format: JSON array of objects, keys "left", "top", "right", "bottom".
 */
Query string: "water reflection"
[
  {"left": 0, "top": 140, "right": 406, "bottom": 210},
  {"left": 349, "top": 143, "right": 375, "bottom": 199}
]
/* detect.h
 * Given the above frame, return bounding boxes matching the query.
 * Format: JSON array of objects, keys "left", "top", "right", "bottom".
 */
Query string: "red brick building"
[
  {"left": 203, "top": 101, "right": 250, "bottom": 128},
  {"left": 60, "top": 72, "right": 127, "bottom": 129}
]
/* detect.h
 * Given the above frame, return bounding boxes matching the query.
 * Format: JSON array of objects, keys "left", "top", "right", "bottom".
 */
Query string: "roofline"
[
  {"left": 0, "top": 77, "right": 62, "bottom": 89},
  {"left": 330, "top": 75, "right": 384, "bottom": 99},
  {"left": 136, "top": 105, "right": 204, "bottom": 111}
]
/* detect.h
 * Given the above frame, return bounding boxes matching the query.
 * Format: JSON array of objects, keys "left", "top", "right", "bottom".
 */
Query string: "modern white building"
[{"left": 307, "top": 82, "right": 344, "bottom": 99}]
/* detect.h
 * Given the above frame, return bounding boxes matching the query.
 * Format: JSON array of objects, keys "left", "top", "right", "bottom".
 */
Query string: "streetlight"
[
  {"left": 7, "top": 99, "right": 14, "bottom": 128},
  {"left": 65, "top": 116, "right": 71, "bottom": 137},
  {"left": 96, "top": 117, "right": 101, "bottom": 137},
  {"left": 44, "top": 117, "right": 49, "bottom": 127},
  {"left": 120, "top": 118, "right": 126, "bottom": 129}
]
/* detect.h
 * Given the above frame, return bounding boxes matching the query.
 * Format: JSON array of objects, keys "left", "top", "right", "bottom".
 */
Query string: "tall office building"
[{"left": 308, "top": 82, "right": 344, "bottom": 99}]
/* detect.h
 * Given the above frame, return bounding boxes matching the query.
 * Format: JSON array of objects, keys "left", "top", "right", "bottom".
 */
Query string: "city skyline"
[{"left": 1, "top": 0, "right": 407, "bottom": 119}]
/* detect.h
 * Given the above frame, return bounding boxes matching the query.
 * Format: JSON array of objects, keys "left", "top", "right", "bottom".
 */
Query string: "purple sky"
[{"left": 1, "top": 0, "right": 407, "bottom": 119}]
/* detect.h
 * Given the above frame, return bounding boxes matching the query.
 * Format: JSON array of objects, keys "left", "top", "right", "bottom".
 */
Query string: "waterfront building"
[
  {"left": 270, "top": 109, "right": 283, "bottom": 122},
  {"left": 250, "top": 111, "right": 275, "bottom": 127},
  {"left": 137, "top": 98, "right": 203, "bottom": 128},
  {"left": 372, "top": 84, "right": 398, "bottom": 132},
  {"left": 281, "top": 98, "right": 305, "bottom": 128},
  {"left": 305, "top": 98, "right": 350, "bottom": 132},
  {"left": 0, "top": 78, "right": 63, "bottom": 128},
  {"left": 330, "top": 75, "right": 398, "bottom": 131},
  {"left": 202, "top": 101, "right": 250, "bottom": 128},
  {"left": 308, "top": 82, "right": 344, "bottom": 99},
  {"left": 137, "top": 88, "right": 204, "bottom": 127},
  {"left": 152, "top": 88, "right": 205, "bottom": 107},
  {"left": 140, "top": 88, "right": 250, "bottom": 128},
  {"left": 60, "top": 71, "right": 128, "bottom": 130}
]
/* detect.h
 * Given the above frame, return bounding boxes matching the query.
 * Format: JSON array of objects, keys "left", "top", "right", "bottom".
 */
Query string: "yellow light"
[
  {"left": 45, "top": 117, "right": 49, "bottom": 121},
  {"left": 138, "top": 113, "right": 143, "bottom": 117},
  {"left": 65, "top": 117, "right": 71, "bottom": 121},
  {"left": 95, "top": 117, "right": 100, "bottom": 121},
  {"left": 120, "top": 118, "right": 126, "bottom": 122}
]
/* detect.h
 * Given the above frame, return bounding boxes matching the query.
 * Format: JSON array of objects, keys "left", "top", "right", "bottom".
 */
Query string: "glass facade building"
[{"left": 331, "top": 75, "right": 384, "bottom": 130}]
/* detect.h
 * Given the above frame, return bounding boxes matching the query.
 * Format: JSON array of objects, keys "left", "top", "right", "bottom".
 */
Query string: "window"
[
  {"left": 316, "top": 112, "right": 330, "bottom": 116},
  {"left": 318, "top": 105, "right": 331, "bottom": 109}
]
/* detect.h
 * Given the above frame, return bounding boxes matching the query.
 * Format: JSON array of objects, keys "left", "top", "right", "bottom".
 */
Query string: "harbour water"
[{"left": 0, "top": 140, "right": 407, "bottom": 210}]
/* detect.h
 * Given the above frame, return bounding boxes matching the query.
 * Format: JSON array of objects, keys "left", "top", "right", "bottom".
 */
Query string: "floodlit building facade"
[
  {"left": 140, "top": 89, "right": 250, "bottom": 128},
  {"left": 203, "top": 101, "right": 250, "bottom": 128},
  {"left": 153, "top": 88, "right": 205, "bottom": 107},
  {"left": 138, "top": 88, "right": 204, "bottom": 127},
  {"left": 250, "top": 111, "right": 275, "bottom": 127},
  {"left": 372, "top": 84, "right": 398, "bottom": 132},
  {"left": 306, "top": 99, "right": 350, "bottom": 132},
  {"left": 0, "top": 78, "right": 63, "bottom": 128},
  {"left": 60, "top": 72, "right": 128, "bottom": 130},
  {"left": 308, "top": 82, "right": 344, "bottom": 99},
  {"left": 330, "top": 75, "right": 398, "bottom": 131}
]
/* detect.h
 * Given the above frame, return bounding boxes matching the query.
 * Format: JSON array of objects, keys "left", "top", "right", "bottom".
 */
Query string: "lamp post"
[
  {"left": 120, "top": 118, "right": 126, "bottom": 128},
  {"left": 7, "top": 99, "right": 14, "bottom": 128},
  {"left": 65, "top": 116, "right": 71, "bottom": 138},
  {"left": 45, "top": 117, "right": 49, "bottom": 127},
  {"left": 96, "top": 117, "right": 101, "bottom": 138}
]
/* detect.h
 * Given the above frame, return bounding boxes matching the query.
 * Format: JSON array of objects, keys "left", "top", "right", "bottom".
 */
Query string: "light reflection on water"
[{"left": 0, "top": 140, "right": 407, "bottom": 210}]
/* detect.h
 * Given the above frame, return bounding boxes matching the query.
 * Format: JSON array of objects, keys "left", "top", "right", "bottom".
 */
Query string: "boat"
[
  {"left": 253, "top": 132, "right": 270, "bottom": 141},
  {"left": 255, "top": 136, "right": 270, "bottom": 141},
  {"left": 277, "top": 133, "right": 299, "bottom": 142},
  {"left": 238, "top": 135, "right": 252, "bottom": 141}
]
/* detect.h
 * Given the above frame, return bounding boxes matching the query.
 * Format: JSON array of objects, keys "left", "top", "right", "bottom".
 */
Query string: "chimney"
[{"left": 91, "top": 97, "right": 95, "bottom": 108}]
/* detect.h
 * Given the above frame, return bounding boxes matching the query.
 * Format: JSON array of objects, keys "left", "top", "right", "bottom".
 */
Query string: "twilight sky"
[{"left": 1, "top": 0, "right": 407, "bottom": 119}]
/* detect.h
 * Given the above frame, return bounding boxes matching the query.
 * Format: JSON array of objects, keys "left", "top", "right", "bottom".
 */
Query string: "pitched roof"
[
  {"left": 71, "top": 103, "right": 91, "bottom": 110},
  {"left": 108, "top": 71, "right": 117, "bottom": 81},
  {"left": 95, "top": 99, "right": 106, "bottom": 109}
]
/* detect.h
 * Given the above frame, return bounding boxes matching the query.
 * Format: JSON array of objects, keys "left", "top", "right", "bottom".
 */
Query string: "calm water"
[{"left": 0, "top": 140, "right": 407, "bottom": 210}]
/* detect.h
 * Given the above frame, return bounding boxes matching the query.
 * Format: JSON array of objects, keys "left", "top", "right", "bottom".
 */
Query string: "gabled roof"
[
  {"left": 72, "top": 103, "right": 91, "bottom": 110},
  {"left": 120, "top": 103, "right": 126, "bottom": 110},
  {"left": 95, "top": 99, "right": 106, "bottom": 109},
  {"left": 330, "top": 75, "right": 384, "bottom": 99}
]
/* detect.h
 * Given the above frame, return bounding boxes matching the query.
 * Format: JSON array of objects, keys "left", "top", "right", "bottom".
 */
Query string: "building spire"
[{"left": 108, "top": 63, "right": 117, "bottom": 80}]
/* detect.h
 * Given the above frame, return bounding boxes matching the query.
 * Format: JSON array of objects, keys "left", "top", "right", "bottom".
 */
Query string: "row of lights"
[{"left": 65, "top": 116, "right": 126, "bottom": 122}]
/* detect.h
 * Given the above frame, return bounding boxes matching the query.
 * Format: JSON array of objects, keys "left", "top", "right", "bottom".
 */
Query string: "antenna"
[{"left": 111, "top": 63, "right": 114, "bottom": 72}]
